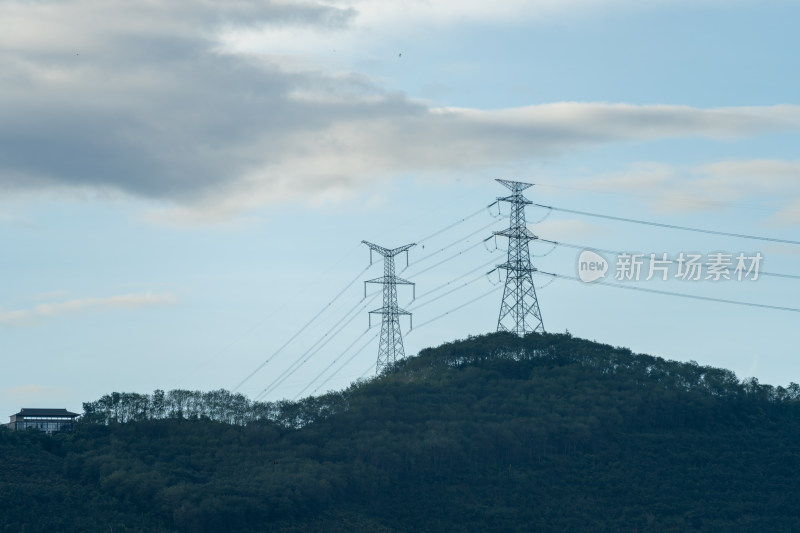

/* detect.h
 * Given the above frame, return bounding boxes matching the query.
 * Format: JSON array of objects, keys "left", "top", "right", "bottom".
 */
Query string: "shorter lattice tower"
[
  {"left": 492, "top": 179, "right": 544, "bottom": 335},
  {"left": 362, "top": 241, "right": 416, "bottom": 373}
]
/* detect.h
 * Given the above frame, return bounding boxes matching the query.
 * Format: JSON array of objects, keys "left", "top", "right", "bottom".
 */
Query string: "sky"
[{"left": 2, "top": 0, "right": 800, "bottom": 417}]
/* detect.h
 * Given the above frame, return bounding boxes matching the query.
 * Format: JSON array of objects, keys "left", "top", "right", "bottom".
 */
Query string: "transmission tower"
[
  {"left": 362, "top": 241, "right": 416, "bottom": 373},
  {"left": 491, "top": 179, "right": 544, "bottom": 335}
]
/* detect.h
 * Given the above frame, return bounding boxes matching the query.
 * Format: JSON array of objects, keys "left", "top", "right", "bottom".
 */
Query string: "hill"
[{"left": 2, "top": 331, "right": 800, "bottom": 532}]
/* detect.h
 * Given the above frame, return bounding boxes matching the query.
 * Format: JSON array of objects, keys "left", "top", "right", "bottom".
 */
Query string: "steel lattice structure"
[
  {"left": 492, "top": 179, "right": 545, "bottom": 335},
  {"left": 362, "top": 241, "right": 416, "bottom": 374}
]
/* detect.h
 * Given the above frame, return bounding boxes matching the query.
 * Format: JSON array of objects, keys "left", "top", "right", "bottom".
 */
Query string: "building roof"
[{"left": 11, "top": 408, "right": 80, "bottom": 418}]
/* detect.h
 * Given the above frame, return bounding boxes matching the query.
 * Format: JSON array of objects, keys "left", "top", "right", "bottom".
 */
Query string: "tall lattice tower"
[
  {"left": 493, "top": 179, "right": 544, "bottom": 335},
  {"left": 362, "top": 241, "right": 416, "bottom": 373}
]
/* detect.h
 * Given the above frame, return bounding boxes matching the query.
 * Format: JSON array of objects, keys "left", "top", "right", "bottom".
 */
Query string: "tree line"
[
  {"left": 80, "top": 388, "right": 351, "bottom": 428},
  {"left": 80, "top": 331, "right": 800, "bottom": 429}
]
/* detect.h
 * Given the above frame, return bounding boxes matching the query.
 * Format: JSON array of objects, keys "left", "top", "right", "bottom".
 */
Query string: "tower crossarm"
[
  {"left": 496, "top": 194, "right": 533, "bottom": 205},
  {"left": 369, "top": 306, "right": 411, "bottom": 315},
  {"left": 496, "top": 179, "right": 533, "bottom": 193},
  {"left": 362, "top": 240, "right": 416, "bottom": 260},
  {"left": 365, "top": 276, "right": 414, "bottom": 285},
  {"left": 494, "top": 179, "right": 534, "bottom": 205},
  {"left": 493, "top": 227, "right": 538, "bottom": 240},
  {"left": 496, "top": 262, "right": 537, "bottom": 272},
  {"left": 364, "top": 276, "right": 415, "bottom": 299}
]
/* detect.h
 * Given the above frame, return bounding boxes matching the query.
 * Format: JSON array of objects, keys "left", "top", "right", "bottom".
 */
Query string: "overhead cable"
[
  {"left": 293, "top": 327, "right": 373, "bottom": 400},
  {"left": 313, "top": 331, "right": 380, "bottom": 394},
  {"left": 232, "top": 264, "right": 372, "bottom": 392},
  {"left": 534, "top": 270, "right": 800, "bottom": 314},
  {"left": 533, "top": 203, "right": 800, "bottom": 246},
  {"left": 255, "top": 291, "right": 380, "bottom": 400},
  {"left": 416, "top": 205, "right": 488, "bottom": 244},
  {"left": 538, "top": 238, "right": 800, "bottom": 281},
  {"left": 407, "top": 219, "right": 502, "bottom": 269},
  {"left": 411, "top": 286, "right": 500, "bottom": 332},
  {"left": 408, "top": 256, "right": 501, "bottom": 305}
]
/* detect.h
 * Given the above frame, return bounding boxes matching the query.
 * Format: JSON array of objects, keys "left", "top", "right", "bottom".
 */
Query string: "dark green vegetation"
[{"left": 2, "top": 332, "right": 800, "bottom": 532}]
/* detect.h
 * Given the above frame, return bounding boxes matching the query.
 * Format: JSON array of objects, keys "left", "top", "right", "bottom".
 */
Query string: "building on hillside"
[{"left": 6, "top": 408, "right": 79, "bottom": 434}]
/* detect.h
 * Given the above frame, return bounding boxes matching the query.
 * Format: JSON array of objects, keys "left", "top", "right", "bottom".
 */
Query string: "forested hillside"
[{"left": 2, "top": 332, "right": 799, "bottom": 532}]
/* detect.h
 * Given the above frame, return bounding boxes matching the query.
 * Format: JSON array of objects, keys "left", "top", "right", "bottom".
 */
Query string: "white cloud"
[
  {"left": 553, "top": 158, "right": 800, "bottom": 225},
  {"left": 695, "top": 159, "right": 800, "bottom": 197},
  {"left": 575, "top": 163, "right": 674, "bottom": 192},
  {"left": 348, "top": 0, "right": 782, "bottom": 24},
  {"left": 0, "top": 291, "right": 177, "bottom": 325},
  {"left": 2, "top": 0, "right": 800, "bottom": 221},
  {"left": 659, "top": 159, "right": 800, "bottom": 218},
  {"left": 224, "top": 0, "right": 744, "bottom": 55},
  {"left": 768, "top": 197, "right": 800, "bottom": 227}
]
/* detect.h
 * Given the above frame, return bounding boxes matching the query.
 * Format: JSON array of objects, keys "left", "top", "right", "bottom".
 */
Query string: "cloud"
[
  {"left": 553, "top": 158, "right": 800, "bottom": 225},
  {"left": 0, "top": 0, "right": 358, "bottom": 201},
  {"left": 230, "top": 0, "right": 748, "bottom": 43},
  {"left": 694, "top": 159, "right": 800, "bottom": 197},
  {"left": 0, "top": 209, "right": 39, "bottom": 229},
  {"left": 768, "top": 196, "right": 800, "bottom": 227},
  {"left": 652, "top": 159, "right": 800, "bottom": 218},
  {"left": 2, "top": 0, "right": 800, "bottom": 220},
  {"left": 0, "top": 291, "right": 177, "bottom": 325},
  {"left": 561, "top": 163, "right": 724, "bottom": 214}
]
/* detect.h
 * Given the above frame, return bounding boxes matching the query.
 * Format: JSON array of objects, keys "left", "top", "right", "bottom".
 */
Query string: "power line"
[
  {"left": 534, "top": 270, "right": 800, "bottom": 314},
  {"left": 232, "top": 263, "right": 373, "bottom": 392},
  {"left": 536, "top": 276, "right": 557, "bottom": 290},
  {"left": 293, "top": 327, "right": 373, "bottom": 400},
  {"left": 358, "top": 362, "right": 377, "bottom": 380},
  {"left": 313, "top": 331, "right": 380, "bottom": 394},
  {"left": 406, "top": 218, "right": 502, "bottom": 270},
  {"left": 407, "top": 256, "right": 501, "bottom": 305},
  {"left": 256, "top": 291, "right": 379, "bottom": 400},
  {"left": 538, "top": 238, "right": 800, "bottom": 281},
  {"left": 241, "top": 207, "right": 495, "bottom": 391},
  {"left": 411, "top": 285, "right": 500, "bottom": 332},
  {"left": 533, "top": 203, "right": 800, "bottom": 246},
  {"left": 533, "top": 181, "right": 800, "bottom": 216},
  {"left": 405, "top": 239, "right": 488, "bottom": 279},
  {"left": 761, "top": 271, "right": 800, "bottom": 281},
  {"left": 255, "top": 291, "right": 381, "bottom": 400},
  {"left": 416, "top": 205, "right": 488, "bottom": 244},
  {"left": 251, "top": 234, "right": 480, "bottom": 398},
  {"left": 239, "top": 204, "right": 488, "bottom": 395},
  {"left": 246, "top": 206, "right": 493, "bottom": 399},
  {"left": 409, "top": 271, "right": 490, "bottom": 313}
]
